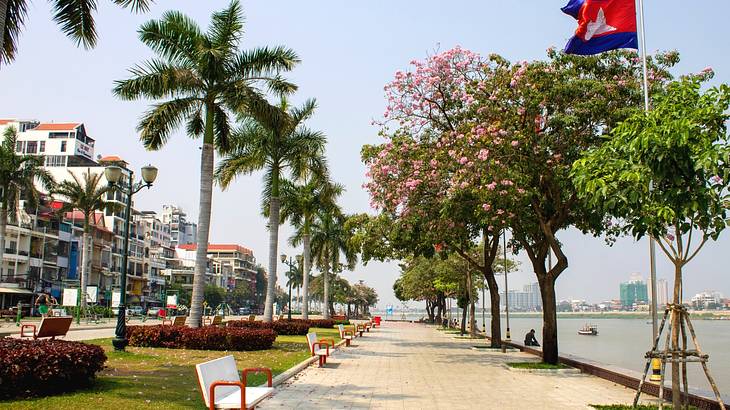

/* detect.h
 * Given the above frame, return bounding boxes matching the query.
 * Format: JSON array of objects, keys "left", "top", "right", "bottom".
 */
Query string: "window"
[
  {"left": 49, "top": 132, "right": 69, "bottom": 139},
  {"left": 60, "top": 141, "right": 66, "bottom": 152},
  {"left": 15, "top": 141, "right": 22, "bottom": 152},
  {"left": 39, "top": 141, "right": 45, "bottom": 152},
  {"left": 44, "top": 156, "right": 66, "bottom": 167},
  {"left": 25, "top": 141, "right": 37, "bottom": 154}
]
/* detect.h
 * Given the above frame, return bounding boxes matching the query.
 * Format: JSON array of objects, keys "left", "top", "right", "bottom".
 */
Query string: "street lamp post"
[
  {"left": 105, "top": 164, "right": 158, "bottom": 351},
  {"left": 503, "top": 229, "right": 511, "bottom": 342},
  {"left": 280, "top": 254, "right": 302, "bottom": 321}
]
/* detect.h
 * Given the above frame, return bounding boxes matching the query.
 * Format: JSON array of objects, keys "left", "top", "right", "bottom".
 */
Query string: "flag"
[{"left": 562, "top": 0, "right": 638, "bottom": 55}]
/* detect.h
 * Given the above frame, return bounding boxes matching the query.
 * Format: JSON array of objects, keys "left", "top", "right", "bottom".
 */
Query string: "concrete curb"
[
  {"left": 272, "top": 338, "right": 349, "bottom": 387},
  {"left": 502, "top": 363, "right": 582, "bottom": 374}
]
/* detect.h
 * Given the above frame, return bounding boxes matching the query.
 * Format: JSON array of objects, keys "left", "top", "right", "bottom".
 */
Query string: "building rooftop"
[
  {"left": 34, "top": 122, "right": 80, "bottom": 131},
  {"left": 178, "top": 243, "right": 253, "bottom": 255}
]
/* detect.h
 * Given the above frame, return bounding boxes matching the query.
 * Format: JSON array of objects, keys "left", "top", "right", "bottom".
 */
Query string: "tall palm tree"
[
  {"left": 308, "top": 206, "right": 357, "bottom": 319},
  {"left": 283, "top": 176, "right": 342, "bottom": 319},
  {"left": 0, "top": 126, "right": 54, "bottom": 275},
  {"left": 216, "top": 98, "right": 326, "bottom": 322},
  {"left": 55, "top": 170, "right": 116, "bottom": 312},
  {"left": 113, "top": 0, "right": 299, "bottom": 327},
  {"left": 1, "top": 0, "right": 151, "bottom": 65}
]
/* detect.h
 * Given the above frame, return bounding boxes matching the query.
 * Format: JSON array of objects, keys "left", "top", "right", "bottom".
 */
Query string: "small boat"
[{"left": 578, "top": 323, "right": 599, "bottom": 336}]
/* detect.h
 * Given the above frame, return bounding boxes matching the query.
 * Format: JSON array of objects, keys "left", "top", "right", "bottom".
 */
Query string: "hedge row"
[
  {"left": 0, "top": 339, "right": 106, "bottom": 398},
  {"left": 226, "top": 319, "right": 341, "bottom": 335},
  {"left": 126, "top": 325, "right": 277, "bottom": 351}
]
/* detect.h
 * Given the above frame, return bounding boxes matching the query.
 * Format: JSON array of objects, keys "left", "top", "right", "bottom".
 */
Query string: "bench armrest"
[
  {"left": 242, "top": 367, "right": 273, "bottom": 387},
  {"left": 161, "top": 319, "right": 172, "bottom": 326},
  {"left": 20, "top": 324, "right": 36, "bottom": 339},
  {"left": 202, "top": 318, "right": 211, "bottom": 326},
  {"left": 209, "top": 380, "right": 244, "bottom": 410},
  {"left": 311, "top": 342, "right": 330, "bottom": 356},
  {"left": 343, "top": 330, "right": 354, "bottom": 336},
  {"left": 319, "top": 338, "right": 335, "bottom": 348}
]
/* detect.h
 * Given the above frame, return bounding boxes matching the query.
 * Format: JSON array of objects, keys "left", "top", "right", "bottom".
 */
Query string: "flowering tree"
[
  {"left": 358, "top": 47, "right": 517, "bottom": 347},
  {"left": 573, "top": 76, "right": 729, "bottom": 404},
  {"left": 455, "top": 49, "right": 680, "bottom": 364}
]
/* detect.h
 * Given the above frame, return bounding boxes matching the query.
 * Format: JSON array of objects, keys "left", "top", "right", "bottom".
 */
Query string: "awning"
[{"left": 0, "top": 287, "right": 34, "bottom": 294}]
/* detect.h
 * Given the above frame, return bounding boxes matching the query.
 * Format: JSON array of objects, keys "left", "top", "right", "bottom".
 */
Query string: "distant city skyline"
[{"left": 2, "top": 1, "right": 730, "bottom": 309}]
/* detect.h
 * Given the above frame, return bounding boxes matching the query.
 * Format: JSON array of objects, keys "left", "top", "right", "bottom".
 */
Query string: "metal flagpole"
[{"left": 637, "top": 0, "right": 659, "bottom": 344}]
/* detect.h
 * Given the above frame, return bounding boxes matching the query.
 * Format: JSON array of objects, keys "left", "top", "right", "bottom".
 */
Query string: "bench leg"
[
  {"left": 318, "top": 356, "right": 324, "bottom": 367},
  {"left": 345, "top": 339, "right": 350, "bottom": 347}
]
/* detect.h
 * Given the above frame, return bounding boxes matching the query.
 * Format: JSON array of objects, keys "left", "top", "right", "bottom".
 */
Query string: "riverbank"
[{"left": 374, "top": 310, "right": 730, "bottom": 320}]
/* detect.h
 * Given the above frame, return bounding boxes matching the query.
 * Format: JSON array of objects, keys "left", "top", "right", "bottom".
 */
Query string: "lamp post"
[
  {"left": 280, "top": 254, "right": 301, "bottom": 320},
  {"left": 503, "top": 229, "right": 511, "bottom": 342},
  {"left": 105, "top": 164, "right": 158, "bottom": 351}
]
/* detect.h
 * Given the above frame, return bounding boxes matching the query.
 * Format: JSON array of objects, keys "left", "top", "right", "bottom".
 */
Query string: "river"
[{"left": 378, "top": 312, "right": 730, "bottom": 397}]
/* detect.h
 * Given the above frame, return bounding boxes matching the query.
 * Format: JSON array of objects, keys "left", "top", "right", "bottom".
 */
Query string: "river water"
[{"left": 381, "top": 312, "right": 730, "bottom": 396}]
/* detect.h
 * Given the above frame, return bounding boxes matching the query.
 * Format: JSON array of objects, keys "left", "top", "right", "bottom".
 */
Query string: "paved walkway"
[{"left": 259, "top": 321, "right": 656, "bottom": 409}]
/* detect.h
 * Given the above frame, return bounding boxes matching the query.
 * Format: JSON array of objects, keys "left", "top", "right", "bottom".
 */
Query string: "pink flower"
[
  {"left": 511, "top": 140, "right": 519, "bottom": 147},
  {"left": 482, "top": 203, "right": 491, "bottom": 211},
  {"left": 478, "top": 149, "right": 490, "bottom": 160},
  {"left": 459, "top": 157, "right": 468, "bottom": 165},
  {"left": 486, "top": 182, "right": 497, "bottom": 191}
]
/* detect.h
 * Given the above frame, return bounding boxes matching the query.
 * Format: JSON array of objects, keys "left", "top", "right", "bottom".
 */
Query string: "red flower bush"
[
  {"left": 227, "top": 319, "right": 311, "bottom": 335},
  {"left": 307, "top": 319, "right": 338, "bottom": 329},
  {"left": 126, "top": 325, "right": 276, "bottom": 351},
  {"left": 0, "top": 339, "right": 106, "bottom": 398}
]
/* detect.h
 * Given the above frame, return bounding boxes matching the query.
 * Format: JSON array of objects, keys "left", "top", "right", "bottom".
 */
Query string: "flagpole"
[{"left": 637, "top": 0, "right": 659, "bottom": 344}]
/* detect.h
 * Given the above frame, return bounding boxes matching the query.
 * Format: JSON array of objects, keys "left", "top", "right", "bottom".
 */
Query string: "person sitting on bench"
[{"left": 524, "top": 329, "right": 540, "bottom": 346}]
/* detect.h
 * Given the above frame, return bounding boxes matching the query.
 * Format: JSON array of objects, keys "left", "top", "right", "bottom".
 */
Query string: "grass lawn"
[
  {"left": 590, "top": 406, "right": 698, "bottom": 410},
  {"left": 0, "top": 327, "right": 341, "bottom": 410},
  {"left": 506, "top": 362, "right": 570, "bottom": 370}
]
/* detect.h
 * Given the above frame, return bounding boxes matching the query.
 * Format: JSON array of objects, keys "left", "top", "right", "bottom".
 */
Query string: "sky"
[{"left": 1, "top": 1, "right": 729, "bottom": 310}]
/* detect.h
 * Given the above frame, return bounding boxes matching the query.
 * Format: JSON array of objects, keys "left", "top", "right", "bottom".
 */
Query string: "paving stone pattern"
[{"left": 259, "top": 321, "right": 656, "bottom": 409}]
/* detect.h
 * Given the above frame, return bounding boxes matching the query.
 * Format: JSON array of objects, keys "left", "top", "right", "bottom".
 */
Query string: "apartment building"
[
  {"left": 177, "top": 244, "right": 257, "bottom": 291},
  {"left": 162, "top": 205, "right": 197, "bottom": 247}
]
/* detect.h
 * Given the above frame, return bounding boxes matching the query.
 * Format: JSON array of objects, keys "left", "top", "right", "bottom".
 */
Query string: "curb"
[
  {"left": 272, "top": 338, "right": 349, "bottom": 387},
  {"left": 502, "top": 363, "right": 582, "bottom": 374}
]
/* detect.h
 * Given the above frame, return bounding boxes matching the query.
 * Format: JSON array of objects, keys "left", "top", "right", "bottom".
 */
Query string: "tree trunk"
[
  {"left": 468, "top": 269, "right": 476, "bottom": 337},
  {"left": 0, "top": 203, "right": 7, "bottom": 279},
  {"left": 540, "top": 276, "right": 559, "bottom": 364},
  {"left": 322, "top": 259, "right": 330, "bottom": 319},
  {"left": 485, "top": 270, "right": 502, "bottom": 348},
  {"left": 263, "top": 163, "right": 281, "bottom": 322},
  {"left": 302, "top": 229, "right": 311, "bottom": 320},
  {"left": 671, "top": 262, "right": 683, "bottom": 409},
  {"left": 460, "top": 306, "right": 467, "bottom": 335},
  {"left": 188, "top": 106, "right": 216, "bottom": 328},
  {"left": 435, "top": 296, "right": 443, "bottom": 325},
  {"left": 80, "top": 224, "right": 90, "bottom": 312}
]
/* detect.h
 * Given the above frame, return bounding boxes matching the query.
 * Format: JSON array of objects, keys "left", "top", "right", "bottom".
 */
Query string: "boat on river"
[{"left": 578, "top": 323, "right": 599, "bottom": 336}]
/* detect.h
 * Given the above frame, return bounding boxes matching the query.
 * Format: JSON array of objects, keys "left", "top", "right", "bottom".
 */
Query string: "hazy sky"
[{"left": 1, "top": 1, "right": 729, "bottom": 309}]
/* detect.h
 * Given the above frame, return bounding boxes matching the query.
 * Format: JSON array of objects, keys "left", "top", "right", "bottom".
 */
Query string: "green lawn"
[
  {"left": 506, "top": 361, "right": 570, "bottom": 370},
  {"left": 0, "top": 327, "right": 341, "bottom": 410}
]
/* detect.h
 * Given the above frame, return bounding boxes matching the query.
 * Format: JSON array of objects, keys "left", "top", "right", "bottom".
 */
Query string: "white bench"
[
  {"left": 306, "top": 332, "right": 335, "bottom": 367},
  {"left": 337, "top": 324, "right": 354, "bottom": 346},
  {"left": 195, "top": 355, "right": 273, "bottom": 409}
]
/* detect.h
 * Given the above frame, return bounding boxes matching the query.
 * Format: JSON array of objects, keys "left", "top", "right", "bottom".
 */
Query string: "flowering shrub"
[
  {"left": 0, "top": 338, "right": 106, "bottom": 398},
  {"left": 127, "top": 325, "right": 276, "bottom": 351},
  {"left": 227, "top": 319, "right": 329, "bottom": 334},
  {"left": 307, "top": 319, "right": 336, "bottom": 329}
]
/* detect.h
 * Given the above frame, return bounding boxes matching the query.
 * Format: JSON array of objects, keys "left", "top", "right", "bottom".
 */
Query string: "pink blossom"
[
  {"left": 478, "top": 149, "right": 490, "bottom": 161},
  {"left": 511, "top": 140, "right": 519, "bottom": 147},
  {"left": 459, "top": 157, "right": 468, "bottom": 165},
  {"left": 482, "top": 203, "right": 491, "bottom": 211},
  {"left": 486, "top": 182, "right": 497, "bottom": 191}
]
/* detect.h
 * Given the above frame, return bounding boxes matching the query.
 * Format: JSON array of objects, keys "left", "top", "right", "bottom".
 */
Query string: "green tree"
[
  {"left": 572, "top": 77, "right": 730, "bottom": 406},
  {"left": 1, "top": 0, "right": 151, "bottom": 65},
  {"left": 216, "top": 98, "right": 326, "bottom": 322},
  {"left": 308, "top": 206, "right": 356, "bottom": 319},
  {"left": 226, "top": 281, "right": 253, "bottom": 309},
  {"left": 0, "top": 126, "right": 54, "bottom": 275},
  {"left": 282, "top": 175, "right": 342, "bottom": 319},
  {"left": 113, "top": 0, "right": 299, "bottom": 327},
  {"left": 55, "top": 170, "right": 117, "bottom": 312},
  {"left": 204, "top": 284, "right": 226, "bottom": 309}
]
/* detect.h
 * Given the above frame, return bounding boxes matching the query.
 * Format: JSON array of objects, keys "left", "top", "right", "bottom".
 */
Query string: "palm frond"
[
  {"left": 212, "top": 104, "right": 232, "bottom": 154},
  {"left": 137, "top": 97, "right": 201, "bottom": 150},
  {"left": 112, "top": 0, "right": 152, "bottom": 13},
  {"left": 1, "top": 0, "right": 29, "bottom": 65},
  {"left": 113, "top": 59, "right": 202, "bottom": 100},
  {"left": 139, "top": 10, "right": 203, "bottom": 65},
  {"left": 289, "top": 98, "right": 317, "bottom": 124},
  {"left": 51, "top": 0, "right": 98, "bottom": 49},
  {"left": 214, "top": 125, "right": 268, "bottom": 188},
  {"left": 207, "top": 0, "right": 243, "bottom": 58},
  {"left": 231, "top": 45, "right": 300, "bottom": 77}
]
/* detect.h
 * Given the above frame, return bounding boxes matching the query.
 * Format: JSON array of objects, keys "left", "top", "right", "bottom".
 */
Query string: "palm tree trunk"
[
  {"left": 263, "top": 194, "right": 280, "bottom": 322},
  {"left": 323, "top": 259, "right": 330, "bottom": 320},
  {"left": 0, "top": 202, "right": 7, "bottom": 279},
  {"left": 0, "top": 0, "right": 8, "bottom": 55},
  {"left": 80, "top": 224, "right": 90, "bottom": 312},
  {"left": 302, "top": 227, "right": 311, "bottom": 320},
  {"left": 188, "top": 105, "right": 216, "bottom": 328}
]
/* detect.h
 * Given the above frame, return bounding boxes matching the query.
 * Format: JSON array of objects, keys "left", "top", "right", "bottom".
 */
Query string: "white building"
[
  {"left": 8, "top": 120, "right": 97, "bottom": 168},
  {"left": 691, "top": 291, "right": 723, "bottom": 309},
  {"left": 500, "top": 282, "right": 542, "bottom": 311},
  {"left": 162, "top": 205, "right": 197, "bottom": 247}
]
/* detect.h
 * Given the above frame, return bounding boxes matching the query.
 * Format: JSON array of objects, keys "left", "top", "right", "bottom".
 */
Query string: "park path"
[{"left": 259, "top": 321, "right": 655, "bottom": 409}]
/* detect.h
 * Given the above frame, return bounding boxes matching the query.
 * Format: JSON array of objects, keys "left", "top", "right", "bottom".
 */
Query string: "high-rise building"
[
  {"left": 499, "top": 282, "right": 542, "bottom": 311},
  {"left": 161, "top": 205, "right": 197, "bottom": 247},
  {"left": 657, "top": 278, "right": 669, "bottom": 307},
  {"left": 620, "top": 273, "right": 649, "bottom": 309},
  {"left": 177, "top": 244, "right": 257, "bottom": 291}
]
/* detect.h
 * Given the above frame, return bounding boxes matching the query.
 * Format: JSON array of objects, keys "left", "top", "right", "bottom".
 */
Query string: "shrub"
[
  {"left": 226, "top": 320, "right": 273, "bottom": 330},
  {"left": 333, "top": 319, "right": 351, "bottom": 326},
  {"left": 127, "top": 325, "right": 276, "bottom": 351},
  {"left": 227, "top": 319, "right": 310, "bottom": 335},
  {"left": 307, "top": 319, "right": 336, "bottom": 329},
  {"left": 0, "top": 339, "right": 106, "bottom": 398}
]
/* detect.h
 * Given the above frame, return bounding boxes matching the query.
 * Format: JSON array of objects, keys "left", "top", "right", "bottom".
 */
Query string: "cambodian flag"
[{"left": 562, "top": 0, "right": 638, "bottom": 55}]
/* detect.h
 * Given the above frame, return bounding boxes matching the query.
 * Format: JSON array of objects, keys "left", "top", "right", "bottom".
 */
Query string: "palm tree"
[
  {"left": 216, "top": 98, "right": 326, "bottom": 322},
  {"left": 113, "top": 0, "right": 299, "bottom": 327},
  {"left": 281, "top": 175, "right": 342, "bottom": 319},
  {"left": 1, "top": 0, "right": 151, "bottom": 65},
  {"left": 55, "top": 170, "right": 117, "bottom": 312},
  {"left": 308, "top": 206, "right": 357, "bottom": 319},
  {"left": 0, "top": 126, "right": 54, "bottom": 276}
]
